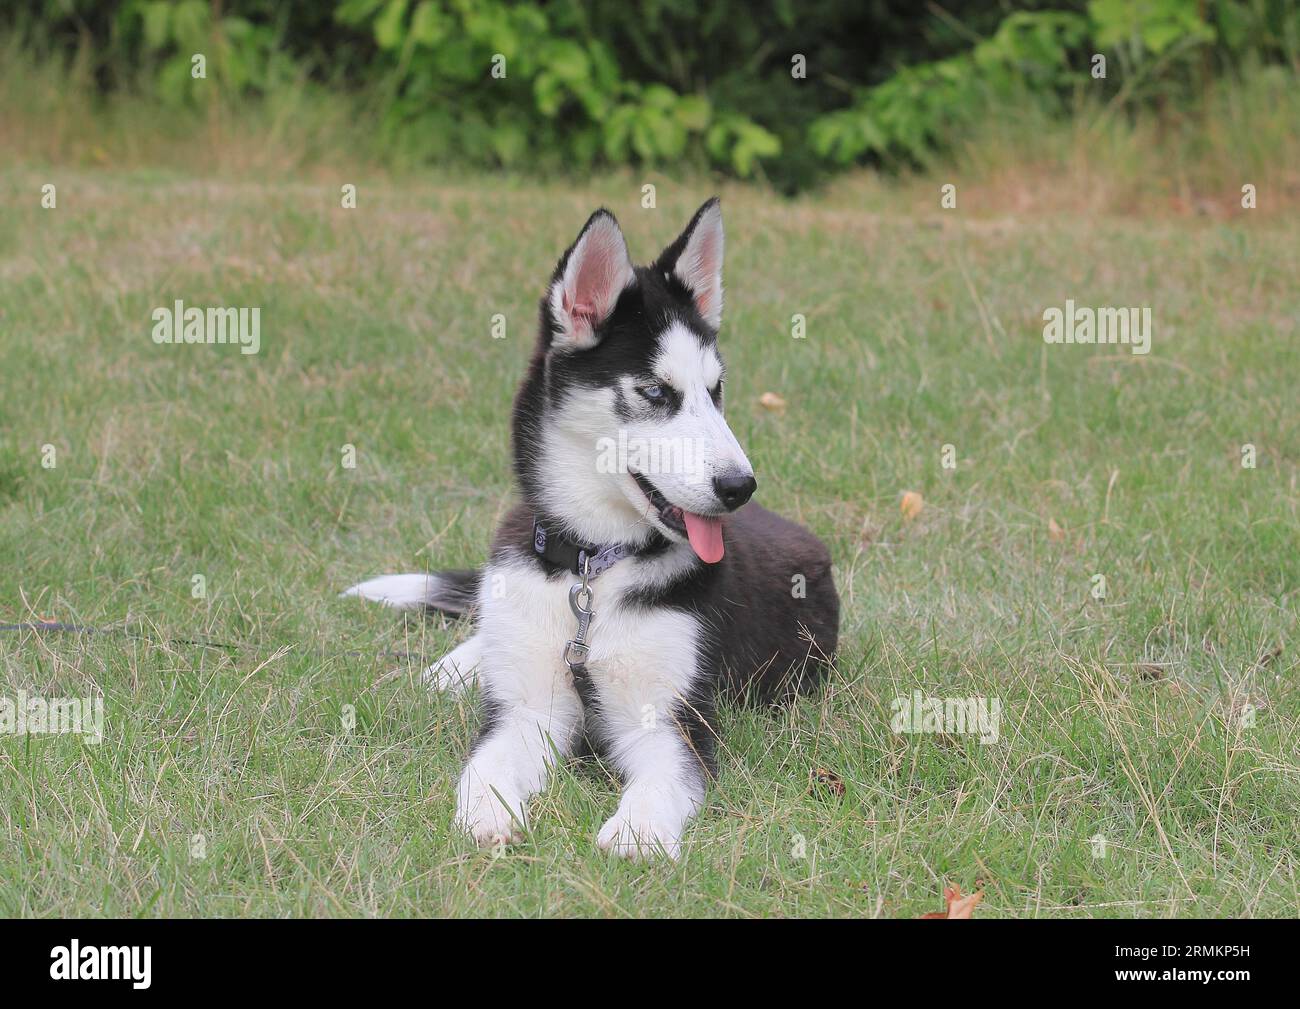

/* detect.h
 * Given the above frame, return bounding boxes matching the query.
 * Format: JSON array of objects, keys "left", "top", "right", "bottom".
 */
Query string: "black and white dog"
[{"left": 345, "top": 199, "right": 839, "bottom": 858}]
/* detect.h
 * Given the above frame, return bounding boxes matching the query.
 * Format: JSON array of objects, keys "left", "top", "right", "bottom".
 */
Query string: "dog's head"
[{"left": 513, "top": 198, "right": 754, "bottom": 563}]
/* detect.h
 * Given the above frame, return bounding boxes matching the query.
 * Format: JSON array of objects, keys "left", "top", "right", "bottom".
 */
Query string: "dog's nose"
[{"left": 713, "top": 472, "right": 757, "bottom": 511}]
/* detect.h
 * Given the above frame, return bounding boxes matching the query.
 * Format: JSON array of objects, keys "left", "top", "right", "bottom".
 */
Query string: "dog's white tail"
[{"left": 340, "top": 569, "right": 479, "bottom": 617}]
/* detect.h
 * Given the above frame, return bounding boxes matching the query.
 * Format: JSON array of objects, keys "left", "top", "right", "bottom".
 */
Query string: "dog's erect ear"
[
  {"left": 548, "top": 209, "right": 635, "bottom": 351},
  {"left": 656, "top": 197, "right": 724, "bottom": 330}
]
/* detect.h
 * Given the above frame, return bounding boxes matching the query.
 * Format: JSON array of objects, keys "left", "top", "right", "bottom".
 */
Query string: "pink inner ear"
[
  {"left": 568, "top": 226, "right": 627, "bottom": 327},
  {"left": 680, "top": 215, "right": 723, "bottom": 320},
  {"left": 692, "top": 228, "right": 722, "bottom": 286},
  {"left": 561, "top": 288, "right": 585, "bottom": 314}
]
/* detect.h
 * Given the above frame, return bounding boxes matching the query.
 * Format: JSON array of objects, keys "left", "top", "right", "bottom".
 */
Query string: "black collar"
[{"left": 531, "top": 517, "right": 663, "bottom": 578}]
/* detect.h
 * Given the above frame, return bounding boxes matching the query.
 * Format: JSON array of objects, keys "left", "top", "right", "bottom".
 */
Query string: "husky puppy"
[{"left": 345, "top": 199, "right": 838, "bottom": 858}]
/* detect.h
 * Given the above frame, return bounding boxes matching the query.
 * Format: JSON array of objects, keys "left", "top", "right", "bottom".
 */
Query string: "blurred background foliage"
[{"left": 5, "top": 0, "right": 1299, "bottom": 192}]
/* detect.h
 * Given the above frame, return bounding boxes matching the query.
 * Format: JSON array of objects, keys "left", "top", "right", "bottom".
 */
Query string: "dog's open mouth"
[{"left": 632, "top": 472, "right": 725, "bottom": 564}]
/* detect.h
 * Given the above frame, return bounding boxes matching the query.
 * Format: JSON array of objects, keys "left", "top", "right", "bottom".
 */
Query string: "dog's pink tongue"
[{"left": 683, "top": 512, "right": 724, "bottom": 563}]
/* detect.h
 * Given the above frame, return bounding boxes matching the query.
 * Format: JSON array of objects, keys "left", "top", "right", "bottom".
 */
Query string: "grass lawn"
[{"left": 0, "top": 169, "right": 1296, "bottom": 917}]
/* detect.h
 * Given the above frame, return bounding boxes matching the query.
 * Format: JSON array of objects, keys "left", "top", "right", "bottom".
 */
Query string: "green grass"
[{"left": 0, "top": 169, "right": 1296, "bottom": 917}]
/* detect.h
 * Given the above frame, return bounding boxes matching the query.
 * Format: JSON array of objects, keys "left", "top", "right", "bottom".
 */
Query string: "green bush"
[{"left": 6, "top": 0, "right": 1297, "bottom": 190}]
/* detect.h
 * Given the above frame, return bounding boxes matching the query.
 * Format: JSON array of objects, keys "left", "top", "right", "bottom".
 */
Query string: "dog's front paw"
[
  {"left": 456, "top": 781, "right": 526, "bottom": 848},
  {"left": 597, "top": 806, "right": 684, "bottom": 861}
]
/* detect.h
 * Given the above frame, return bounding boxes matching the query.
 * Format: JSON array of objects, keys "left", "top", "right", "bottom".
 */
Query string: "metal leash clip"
[{"left": 563, "top": 554, "right": 595, "bottom": 673}]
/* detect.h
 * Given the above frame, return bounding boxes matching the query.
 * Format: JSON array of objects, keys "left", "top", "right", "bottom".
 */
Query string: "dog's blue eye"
[{"left": 640, "top": 384, "right": 666, "bottom": 401}]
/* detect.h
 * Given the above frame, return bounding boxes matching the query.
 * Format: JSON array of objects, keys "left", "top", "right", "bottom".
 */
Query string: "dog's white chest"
[{"left": 475, "top": 555, "right": 702, "bottom": 715}]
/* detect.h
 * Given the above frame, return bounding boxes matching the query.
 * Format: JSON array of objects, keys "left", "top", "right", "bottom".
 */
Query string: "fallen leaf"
[
  {"left": 758, "top": 391, "right": 787, "bottom": 414},
  {"left": 1048, "top": 517, "right": 1065, "bottom": 542},
  {"left": 900, "top": 490, "right": 924, "bottom": 520},
  {"left": 1255, "top": 643, "right": 1283, "bottom": 669},
  {"left": 808, "top": 767, "right": 845, "bottom": 797},
  {"left": 1227, "top": 692, "right": 1269, "bottom": 719},
  {"left": 919, "top": 884, "right": 984, "bottom": 919}
]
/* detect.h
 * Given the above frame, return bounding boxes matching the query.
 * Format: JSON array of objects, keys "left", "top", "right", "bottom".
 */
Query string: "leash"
[
  {"left": 562, "top": 556, "right": 600, "bottom": 710},
  {"left": 9, "top": 517, "right": 643, "bottom": 709},
  {"left": 0, "top": 622, "right": 243, "bottom": 652},
  {"left": 0, "top": 621, "right": 429, "bottom": 673},
  {"left": 532, "top": 518, "right": 639, "bottom": 711}
]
